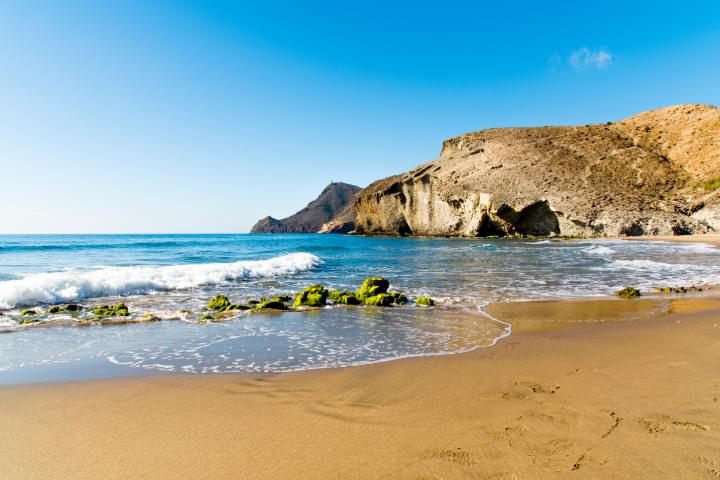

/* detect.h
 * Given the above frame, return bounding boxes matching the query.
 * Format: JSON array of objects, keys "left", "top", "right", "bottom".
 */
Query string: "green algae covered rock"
[
  {"left": 329, "top": 290, "right": 361, "bottom": 305},
  {"left": 615, "top": 287, "right": 641, "bottom": 299},
  {"left": 20, "top": 308, "right": 36, "bottom": 316},
  {"left": 273, "top": 295, "right": 292, "bottom": 302},
  {"left": 46, "top": 306, "right": 62, "bottom": 314},
  {"left": 388, "top": 292, "right": 408, "bottom": 305},
  {"left": 293, "top": 285, "right": 329, "bottom": 307},
  {"left": 226, "top": 303, "right": 251, "bottom": 311},
  {"left": 18, "top": 317, "right": 39, "bottom": 325},
  {"left": 207, "top": 295, "right": 231, "bottom": 311},
  {"left": 364, "top": 293, "right": 395, "bottom": 306},
  {"left": 198, "top": 313, "right": 214, "bottom": 322},
  {"left": 415, "top": 297, "right": 435, "bottom": 306},
  {"left": 91, "top": 303, "right": 129, "bottom": 317},
  {"left": 254, "top": 299, "right": 288, "bottom": 311},
  {"left": 63, "top": 304, "right": 82, "bottom": 312},
  {"left": 356, "top": 277, "right": 390, "bottom": 302}
]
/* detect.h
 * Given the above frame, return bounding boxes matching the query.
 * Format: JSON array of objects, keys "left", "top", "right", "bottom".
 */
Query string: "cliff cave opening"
[{"left": 515, "top": 201, "right": 560, "bottom": 236}]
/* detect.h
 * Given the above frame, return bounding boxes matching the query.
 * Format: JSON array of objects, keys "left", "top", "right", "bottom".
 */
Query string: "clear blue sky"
[{"left": 1, "top": 0, "right": 718, "bottom": 233}]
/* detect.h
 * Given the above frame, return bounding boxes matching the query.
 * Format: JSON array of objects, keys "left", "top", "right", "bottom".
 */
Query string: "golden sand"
[{"left": 1, "top": 294, "right": 719, "bottom": 479}]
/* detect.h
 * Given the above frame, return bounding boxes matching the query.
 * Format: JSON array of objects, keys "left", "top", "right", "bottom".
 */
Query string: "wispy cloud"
[{"left": 568, "top": 47, "right": 614, "bottom": 70}]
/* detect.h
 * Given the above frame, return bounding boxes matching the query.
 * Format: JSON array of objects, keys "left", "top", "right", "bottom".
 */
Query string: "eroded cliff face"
[{"left": 355, "top": 104, "right": 720, "bottom": 237}]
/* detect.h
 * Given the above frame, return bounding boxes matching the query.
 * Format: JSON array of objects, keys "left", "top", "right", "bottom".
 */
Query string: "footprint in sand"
[
  {"left": 699, "top": 456, "right": 720, "bottom": 478},
  {"left": 501, "top": 381, "right": 559, "bottom": 400},
  {"left": 639, "top": 415, "right": 710, "bottom": 434},
  {"left": 431, "top": 448, "right": 477, "bottom": 466}
]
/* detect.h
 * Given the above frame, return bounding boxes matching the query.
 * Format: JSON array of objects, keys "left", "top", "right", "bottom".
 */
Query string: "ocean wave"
[
  {"left": 0, "top": 253, "right": 321, "bottom": 309},
  {"left": 584, "top": 245, "right": 615, "bottom": 255}
]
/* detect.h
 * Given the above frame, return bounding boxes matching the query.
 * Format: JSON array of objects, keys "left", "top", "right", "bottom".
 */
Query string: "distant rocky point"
[
  {"left": 251, "top": 182, "right": 361, "bottom": 234},
  {"left": 355, "top": 104, "right": 720, "bottom": 237}
]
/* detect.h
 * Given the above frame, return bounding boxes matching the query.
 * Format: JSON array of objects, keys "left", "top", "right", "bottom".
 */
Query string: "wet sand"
[{"left": 1, "top": 295, "right": 719, "bottom": 479}]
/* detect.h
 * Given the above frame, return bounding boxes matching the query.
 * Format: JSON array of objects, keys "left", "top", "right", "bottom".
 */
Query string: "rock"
[
  {"left": 416, "top": 297, "right": 435, "bottom": 306},
  {"left": 20, "top": 309, "right": 36, "bottom": 316},
  {"left": 293, "top": 285, "right": 329, "bottom": 307},
  {"left": 254, "top": 300, "right": 288, "bottom": 311},
  {"left": 63, "top": 304, "right": 82, "bottom": 312},
  {"left": 47, "top": 306, "right": 62, "bottom": 314},
  {"left": 207, "top": 295, "right": 231, "bottom": 311},
  {"left": 226, "top": 303, "right": 251, "bottom": 311},
  {"left": 356, "top": 277, "right": 390, "bottom": 302},
  {"left": 354, "top": 104, "right": 720, "bottom": 238},
  {"left": 18, "top": 317, "right": 38, "bottom": 324},
  {"left": 388, "top": 292, "right": 408, "bottom": 304},
  {"left": 180, "top": 309, "right": 193, "bottom": 315},
  {"left": 329, "top": 290, "right": 361, "bottom": 305},
  {"left": 198, "top": 313, "right": 214, "bottom": 322},
  {"left": 364, "top": 293, "right": 395, "bottom": 306},
  {"left": 615, "top": 287, "right": 641, "bottom": 299},
  {"left": 91, "top": 304, "right": 130, "bottom": 317},
  {"left": 251, "top": 182, "right": 362, "bottom": 233}
]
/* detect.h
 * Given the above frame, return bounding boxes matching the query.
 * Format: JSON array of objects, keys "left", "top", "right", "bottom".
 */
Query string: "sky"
[{"left": 1, "top": 0, "right": 719, "bottom": 233}]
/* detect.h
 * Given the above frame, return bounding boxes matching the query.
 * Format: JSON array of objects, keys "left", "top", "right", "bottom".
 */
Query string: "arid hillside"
[{"left": 355, "top": 104, "right": 720, "bottom": 237}]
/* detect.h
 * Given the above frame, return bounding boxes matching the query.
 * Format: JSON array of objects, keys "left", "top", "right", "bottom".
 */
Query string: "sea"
[{"left": 2, "top": 233, "right": 720, "bottom": 383}]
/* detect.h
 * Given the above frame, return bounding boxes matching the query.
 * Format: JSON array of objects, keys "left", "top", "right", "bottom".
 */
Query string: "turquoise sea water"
[{"left": 2, "top": 234, "right": 720, "bottom": 383}]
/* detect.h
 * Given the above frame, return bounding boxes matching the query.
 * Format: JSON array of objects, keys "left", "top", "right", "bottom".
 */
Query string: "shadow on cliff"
[{"left": 479, "top": 200, "right": 561, "bottom": 237}]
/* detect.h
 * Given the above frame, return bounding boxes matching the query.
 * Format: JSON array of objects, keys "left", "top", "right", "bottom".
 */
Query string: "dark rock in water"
[
  {"left": 63, "top": 304, "right": 82, "bottom": 312},
  {"left": 20, "top": 309, "right": 36, "bottom": 316},
  {"left": 226, "top": 303, "right": 251, "bottom": 311},
  {"left": 251, "top": 182, "right": 361, "bottom": 233},
  {"left": 388, "top": 292, "right": 408, "bottom": 304},
  {"left": 354, "top": 104, "right": 720, "bottom": 237},
  {"left": 293, "top": 285, "right": 329, "bottom": 307},
  {"left": 356, "top": 277, "right": 390, "bottom": 302},
  {"left": 254, "top": 299, "right": 288, "bottom": 311},
  {"left": 416, "top": 297, "right": 435, "bottom": 306},
  {"left": 46, "top": 306, "right": 62, "bottom": 314},
  {"left": 198, "top": 313, "right": 214, "bottom": 322},
  {"left": 615, "top": 287, "right": 641, "bottom": 299}
]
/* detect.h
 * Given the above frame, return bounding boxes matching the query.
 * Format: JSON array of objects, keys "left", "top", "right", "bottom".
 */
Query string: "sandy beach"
[{"left": 1, "top": 292, "right": 719, "bottom": 479}]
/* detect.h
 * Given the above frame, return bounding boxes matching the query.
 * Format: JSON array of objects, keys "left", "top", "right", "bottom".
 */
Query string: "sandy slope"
[{"left": 1, "top": 296, "right": 719, "bottom": 479}]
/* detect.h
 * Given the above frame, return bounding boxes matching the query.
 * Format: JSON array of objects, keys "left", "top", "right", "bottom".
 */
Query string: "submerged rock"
[
  {"left": 615, "top": 287, "right": 641, "bottom": 299},
  {"left": 198, "top": 313, "right": 214, "bottom": 322},
  {"left": 20, "top": 308, "right": 36, "bottom": 316},
  {"left": 416, "top": 297, "right": 435, "bottom": 306},
  {"left": 293, "top": 285, "right": 330, "bottom": 307}
]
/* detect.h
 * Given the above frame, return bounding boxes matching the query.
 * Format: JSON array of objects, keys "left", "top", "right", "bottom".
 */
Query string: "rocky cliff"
[
  {"left": 251, "top": 182, "right": 361, "bottom": 234},
  {"left": 355, "top": 104, "right": 720, "bottom": 237}
]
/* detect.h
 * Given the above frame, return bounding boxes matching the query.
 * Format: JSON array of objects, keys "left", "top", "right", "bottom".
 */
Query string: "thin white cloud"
[{"left": 568, "top": 47, "right": 614, "bottom": 70}]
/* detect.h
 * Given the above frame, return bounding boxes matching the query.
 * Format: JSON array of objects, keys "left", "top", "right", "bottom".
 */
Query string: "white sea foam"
[
  {"left": 0, "top": 253, "right": 321, "bottom": 308},
  {"left": 584, "top": 245, "right": 615, "bottom": 255}
]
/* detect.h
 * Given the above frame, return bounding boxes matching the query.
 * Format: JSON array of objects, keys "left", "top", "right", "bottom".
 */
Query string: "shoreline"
[{"left": 2, "top": 295, "right": 719, "bottom": 478}]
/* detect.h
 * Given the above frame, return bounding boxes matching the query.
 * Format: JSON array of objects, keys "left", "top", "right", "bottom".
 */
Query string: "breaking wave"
[{"left": 0, "top": 253, "right": 321, "bottom": 308}]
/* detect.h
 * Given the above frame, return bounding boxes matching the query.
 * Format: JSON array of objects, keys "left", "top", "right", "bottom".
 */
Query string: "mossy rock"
[
  {"left": 180, "top": 309, "right": 193, "bottom": 315},
  {"left": 254, "top": 300, "right": 288, "bottom": 312},
  {"left": 273, "top": 295, "right": 292, "bottom": 302},
  {"left": 388, "top": 292, "right": 408, "bottom": 305},
  {"left": 141, "top": 312, "right": 161, "bottom": 322},
  {"left": 63, "top": 304, "right": 82, "bottom": 312},
  {"left": 207, "top": 295, "right": 231, "bottom": 311},
  {"left": 615, "top": 287, "right": 640, "bottom": 299},
  {"left": 416, "top": 297, "right": 435, "bottom": 306},
  {"left": 364, "top": 293, "right": 395, "bottom": 306},
  {"left": 226, "top": 303, "right": 251, "bottom": 311},
  {"left": 329, "top": 290, "right": 361, "bottom": 305},
  {"left": 198, "top": 313, "right": 214, "bottom": 322},
  {"left": 91, "top": 303, "right": 130, "bottom": 317},
  {"left": 20, "top": 308, "right": 36, "bottom": 316},
  {"left": 356, "top": 277, "right": 390, "bottom": 302},
  {"left": 18, "top": 317, "right": 39, "bottom": 325},
  {"left": 46, "top": 305, "right": 62, "bottom": 314},
  {"left": 293, "top": 285, "right": 329, "bottom": 307}
]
